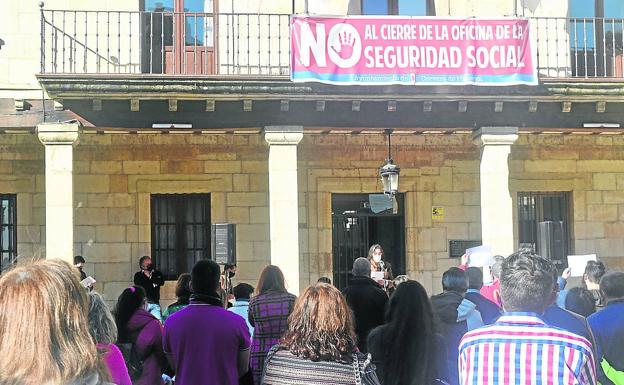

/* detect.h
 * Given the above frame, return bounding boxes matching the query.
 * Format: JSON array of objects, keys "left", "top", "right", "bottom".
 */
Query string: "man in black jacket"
[
  {"left": 464, "top": 267, "right": 502, "bottom": 325},
  {"left": 342, "top": 257, "right": 388, "bottom": 353},
  {"left": 133, "top": 255, "right": 165, "bottom": 322},
  {"left": 431, "top": 267, "right": 483, "bottom": 385}
]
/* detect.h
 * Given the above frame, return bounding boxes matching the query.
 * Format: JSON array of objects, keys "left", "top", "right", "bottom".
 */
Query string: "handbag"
[
  {"left": 352, "top": 353, "right": 382, "bottom": 385},
  {"left": 116, "top": 342, "right": 144, "bottom": 381}
]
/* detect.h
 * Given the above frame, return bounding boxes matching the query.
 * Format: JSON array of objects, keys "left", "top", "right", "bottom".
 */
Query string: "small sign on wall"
[
  {"left": 449, "top": 240, "right": 482, "bottom": 259},
  {"left": 432, "top": 206, "right": 445, "bottom": 220}
]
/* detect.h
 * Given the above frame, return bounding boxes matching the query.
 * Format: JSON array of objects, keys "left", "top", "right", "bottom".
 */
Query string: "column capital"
[
  {"left": 473, "top": 126, "right": 518, "bottom": 146},
  {"left": 264, "top": 125, "right": 304, "bottom": 145},
  {"left": 37, "top": 121, "right": 81, "bottom": 146}
]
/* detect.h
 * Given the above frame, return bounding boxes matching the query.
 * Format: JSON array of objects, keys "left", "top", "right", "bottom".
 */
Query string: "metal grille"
[
  {"left": 332, "top": 213, "right": 370, "bottom": 290},
  {"left": 40, "top": 8, "right": 290, "bottom": 76},
  {"left": 0, "top": 195, "right": 17, "bottom": 273},
  {"left": 151, "top": 194, "right": 210, "bottom": 280},
  {"left": 517, "top": 192, "right": 571, "bottom": 258},
  {"left": 331, "top": 194, "right": 405, "bottom": 291}
]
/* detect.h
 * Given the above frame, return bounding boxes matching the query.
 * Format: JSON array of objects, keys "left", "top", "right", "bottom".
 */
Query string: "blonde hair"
[
  {"left": 281, "top": 283, "right": 356, "bottom": 363},
  {"left": 0, "top": 259, "right": 102, "bottom": 385}
]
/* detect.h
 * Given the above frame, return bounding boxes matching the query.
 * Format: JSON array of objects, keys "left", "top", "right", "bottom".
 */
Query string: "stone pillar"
[
  {"left": 37, "top": 121, "right": 80, "bottom": 263},
  {"left": 473, "top": 127, "right": 518, "bottom": 257},
  {"left": 264, "top": 126, "right": 304, "bottom": 294}
]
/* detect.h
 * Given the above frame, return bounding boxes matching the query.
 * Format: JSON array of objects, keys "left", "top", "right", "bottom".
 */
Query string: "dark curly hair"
[{"left": 280, "top": 283, "right": 356, "bottom": 363}]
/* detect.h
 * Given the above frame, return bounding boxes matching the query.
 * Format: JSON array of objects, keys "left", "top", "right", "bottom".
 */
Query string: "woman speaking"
[{"left": 368, "top": 244, "right": 394, "bottom": 292}]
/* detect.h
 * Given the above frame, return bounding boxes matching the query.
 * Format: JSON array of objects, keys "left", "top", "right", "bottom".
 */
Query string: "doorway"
[{"left": 331, "top": 193, "right": 406, "bottom": 290}]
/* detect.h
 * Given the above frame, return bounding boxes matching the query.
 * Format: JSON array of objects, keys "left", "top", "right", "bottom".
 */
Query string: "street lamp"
[{"left": 379, "top": 129, "right": 400, "bottom": 196}]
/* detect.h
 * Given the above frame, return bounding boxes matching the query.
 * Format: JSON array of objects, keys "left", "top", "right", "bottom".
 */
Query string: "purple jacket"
[
  {"left": 98, "top": 343, "right": 132, "bottom": 385},
  {"left": 126, "top": 309, "right": 165, "bottom": 385}
]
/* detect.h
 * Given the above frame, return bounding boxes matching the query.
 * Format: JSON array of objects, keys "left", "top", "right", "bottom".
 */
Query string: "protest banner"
[{"left": 291, "top": 16, "right": 538, "bottom": 86}]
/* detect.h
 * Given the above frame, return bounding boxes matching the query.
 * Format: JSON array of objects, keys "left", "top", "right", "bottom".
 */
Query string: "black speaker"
[
  {"left": 211, "top": 223, "right": 236, "bottom": 265},
  {"left": 537, "top": 221, "right": 566, "bottom": 268}
]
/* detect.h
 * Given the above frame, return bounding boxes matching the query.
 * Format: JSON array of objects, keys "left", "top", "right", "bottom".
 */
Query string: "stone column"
[
  {"left": 264, "top": 126, "right": 304, "bottom": 294},
  {"left": 37, "top": 121, "right": 80, "bottom": 263},
  {"left": 473, "top": 127, "right": 518, "bottom": 257}
]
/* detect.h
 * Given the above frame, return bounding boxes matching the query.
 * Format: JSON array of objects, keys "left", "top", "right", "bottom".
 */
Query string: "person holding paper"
[
  {"left": 459, "top": 252, "right": 503, "bottom": 307},
  {"left": 74, "top": 255, "right": 88, "bottom": 281},
  {"left": 368, "top": 244, "right": 394, "bottom": 292},
  {"left": 558, "top": 260, "right": 607, "bottom": 310},
  {"left": 75, "top": 255, "right": 95, "bottom": 291}
]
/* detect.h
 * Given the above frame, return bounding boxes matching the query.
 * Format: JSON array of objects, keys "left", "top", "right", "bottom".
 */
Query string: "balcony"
[
  {"left": 39, "top": 8, "right": 624, "bottom": 81},
  {"left": 532, "top": 17, "right": 624, "bottom": 79},
  {"left": 39, "top": 9, "right": 290, "bottom": 77}
]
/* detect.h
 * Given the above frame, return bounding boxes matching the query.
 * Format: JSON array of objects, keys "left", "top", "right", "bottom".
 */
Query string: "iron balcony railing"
[
  {"left": 532, "top": 17, "right": 624, "bottom": 78},
  {"left": 39, "top": 8, "right": 291, "bottom": 76},
  {"left": 40, "top": 9, "right": 624, "bottom": 79}
]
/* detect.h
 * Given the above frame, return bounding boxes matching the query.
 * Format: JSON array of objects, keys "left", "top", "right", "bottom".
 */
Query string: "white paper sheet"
[
  {"left": 80, "top": 276, "right": 96, "bottom": 288},
  {"left": 371, "top": 271, "right": 385, "bottom": 281},
  {"left": 567, "top": 254, "right": 597, "bottom": 277},
  {"left": 466, "top": 245, "right": 494, "bottom": 267}
]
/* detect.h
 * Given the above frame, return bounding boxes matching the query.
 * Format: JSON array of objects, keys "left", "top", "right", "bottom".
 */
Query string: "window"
[
  {"left": 0, "top": 195, "right": 17, "bottom": 273},
  {"left": 144, "top": 0, "right": 214, "bottom": 46},
  {"left": 140, "top": 0, "right": 215, "bottom": 74},
  {"left": 569, "top": 0, "right": 624, "bottom": 76},
  {"left": 517, "top": 192, "right": 571, "bottom": 269},
  {"left": 361, "top": 0, "right": 433, "bottom": 16},
  {"left": 151, "top": 194, "right": 211, "bottom": 279}
]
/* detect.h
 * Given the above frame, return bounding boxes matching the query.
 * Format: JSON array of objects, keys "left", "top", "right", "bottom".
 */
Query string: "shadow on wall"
[{"left": 347, "top": 0, "right": 361, "bottom": 14}]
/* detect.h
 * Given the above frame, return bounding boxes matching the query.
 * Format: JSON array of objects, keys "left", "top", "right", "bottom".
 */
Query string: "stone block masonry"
[{"left": 1, "top": 130, "right": 624, "bottom": 303}]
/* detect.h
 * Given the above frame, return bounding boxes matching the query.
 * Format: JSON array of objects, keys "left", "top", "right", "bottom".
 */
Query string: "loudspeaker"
[
  {"left": 211, "top": 223, "right": 236, "bottom": 265},
  {"left": 537, "top": 221, "right": 566, "bottom": 269}
]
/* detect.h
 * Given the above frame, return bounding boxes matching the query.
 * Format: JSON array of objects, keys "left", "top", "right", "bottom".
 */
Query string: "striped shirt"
[{"left": 459, "top": 312, "right": 596, "bottom": 385}]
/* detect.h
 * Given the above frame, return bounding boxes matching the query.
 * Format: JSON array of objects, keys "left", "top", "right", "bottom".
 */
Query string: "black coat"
[
  {"left": 133, "top": 270, "right": 165, "bottom": 303},
  {"left": 430, "top": 291, "right": 467, "bottom": 385},
  {"left": 464, "top": 290, "right": 501, "bottom": 325},
  {"left": 342, "top": 276, "right": 388, "bottom": 353}
]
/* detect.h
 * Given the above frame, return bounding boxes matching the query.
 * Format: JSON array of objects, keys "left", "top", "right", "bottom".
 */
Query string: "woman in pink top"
[
  {"left": 88, "top": 291, "right": 132, "bottom": 385},
  {"left": 459, "top": 254, "right": 503, "bottom": 307}
]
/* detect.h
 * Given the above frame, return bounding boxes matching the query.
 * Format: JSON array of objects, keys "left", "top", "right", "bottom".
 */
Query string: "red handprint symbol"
[{"left": 331, "top": 31, "right": 355, "bottom": 60}]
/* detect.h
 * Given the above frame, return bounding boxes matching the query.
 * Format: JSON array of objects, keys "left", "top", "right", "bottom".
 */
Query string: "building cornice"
[{"left": 36, "top": 74, "right": 624, "bottom": 102}]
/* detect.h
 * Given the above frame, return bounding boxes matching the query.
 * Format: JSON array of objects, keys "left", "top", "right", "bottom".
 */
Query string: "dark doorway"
[{"left": 331, "top": 193, "right": 405, "bottom": 291}]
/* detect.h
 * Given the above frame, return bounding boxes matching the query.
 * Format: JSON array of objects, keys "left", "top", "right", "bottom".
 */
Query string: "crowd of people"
[{"left": 0, "top": 246, "right": 623, "bottom": 385}]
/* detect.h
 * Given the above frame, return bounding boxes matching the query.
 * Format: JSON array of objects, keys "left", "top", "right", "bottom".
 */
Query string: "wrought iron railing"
[
  {"left": 40, "top": 9, "right": 624, "bottom": 79},
  {"left": 40, "top": 8, "right": 290, "bottom": 76},
  {"left": 531, "top": 17, "right": 624, "bottom": 78}
]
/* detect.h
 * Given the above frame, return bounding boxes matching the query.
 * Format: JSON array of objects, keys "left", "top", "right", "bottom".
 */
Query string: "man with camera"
[{"left": 133, "top": 255, "right": 166, "bottom": 322}]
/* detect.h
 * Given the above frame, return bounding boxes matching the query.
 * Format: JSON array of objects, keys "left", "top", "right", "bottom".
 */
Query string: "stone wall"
[
  {"left": 511, "top": 133, "right": 624, "bottom": 272},
  {"left": 2, "top": 131, "right": 624, "bottom": 304},
  {"left": 0, "top": 134, "right": 45, "bottom": 261},
  {"left": 1, "top": 132, "right": 271, "bottom": 307},
  {"left": 298, "top": 132, "right": 481, "bottom": 295}
]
